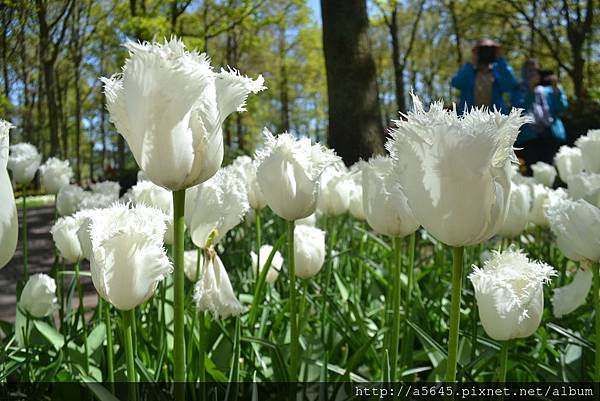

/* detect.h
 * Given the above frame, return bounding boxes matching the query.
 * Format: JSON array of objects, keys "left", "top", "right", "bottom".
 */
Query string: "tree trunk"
[
  {"left": 321, "top": 0, "right": 385, "bottom": 165},
  {"left": 446, "top": 0, "right": 463, "bottom": 66},
  {"left": 279, "top": 21, "right": 290, "bottom": 133},
  {"left": 36, "top": 0, "right": 61, "bottom": 157}
]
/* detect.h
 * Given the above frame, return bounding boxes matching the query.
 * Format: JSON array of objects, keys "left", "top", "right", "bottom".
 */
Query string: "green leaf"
[
  {"left": 33, "top": 320, "right": 64, "bottom": 351},
  {"left": 86, "top": 322, "right": 106, "bottom": 356},
  {"left": 406, "top": 319, "right": 446, "bottom": 367}
]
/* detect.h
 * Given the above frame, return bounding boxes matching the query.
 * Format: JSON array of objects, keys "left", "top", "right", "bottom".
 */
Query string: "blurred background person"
[
  {"left": 451, "top": 39, "right": 519, "bottom": 114},
  {"left": 513, "top": 60, "right": 569, "bottom": 171}
]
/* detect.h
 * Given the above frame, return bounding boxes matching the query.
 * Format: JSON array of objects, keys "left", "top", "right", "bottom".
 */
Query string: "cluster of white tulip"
[{"left": 3, "top": 34, "right": 600, "bottom": 388}]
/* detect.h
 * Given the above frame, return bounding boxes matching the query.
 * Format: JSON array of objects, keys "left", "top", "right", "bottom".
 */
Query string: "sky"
[{"left": 307, "top": 0, "right": 321, "bottom": 23}]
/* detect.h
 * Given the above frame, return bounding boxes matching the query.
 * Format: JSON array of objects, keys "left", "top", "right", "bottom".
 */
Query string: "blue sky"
[{"left": 307, "top": 0, "right": 321, "bottom": 22}]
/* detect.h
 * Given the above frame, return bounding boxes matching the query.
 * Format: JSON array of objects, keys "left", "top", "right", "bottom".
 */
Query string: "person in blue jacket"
[
  {"left": 451, "top": 39, "right": 519, "bottom": 114},
  {"left": 512, "top": 60, "right": 569, "bottom": 169}
]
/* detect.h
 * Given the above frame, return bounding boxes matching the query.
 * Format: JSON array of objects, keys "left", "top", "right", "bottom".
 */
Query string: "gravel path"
[{"left": 0, "top": 205, "right": 97, "bottom": 323}]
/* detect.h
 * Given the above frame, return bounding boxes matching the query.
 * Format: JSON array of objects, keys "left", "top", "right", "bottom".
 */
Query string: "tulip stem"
[
  {"left": 172, "top": 189, "right": 186, "bottom": 391},
  {"left": 287, "top": 219, "right": 298, "bottom": 381},
  {"left": 388, "top": 237, "right": 402, "bottom": 382},
  {"left": 446, "top": 246, "right": 464, "bottom": 382},
  {"left": 255, "top": 209, "right": 262, "bottom": 283},
  {"left": 498, "top": 340, "right": 509, "bottom": 383},
  {"left": 400, "top": 232, "right": 416, "bottom": 373},
  {"left": 122, "top": 309, "right": 136, "bottom": 400},
  {"left": 21, "top": 185, "right": 28, "bottom": 279},
  {"left": 74, "top": 262, "right": 89, "bottom": 374},
  {"left": 104, "top": 302, "right": 114, "bottom": 390},
  {"left": 593, "top": 262, "right": 600, "bottom": 382}
]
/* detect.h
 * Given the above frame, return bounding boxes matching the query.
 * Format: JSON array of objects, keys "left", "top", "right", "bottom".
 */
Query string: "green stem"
[
  {"left": 400, "top": 232, "right": 416, "bottom": 372},
  {"left": 498, "top": 340, "right": 509, "bottom": 383},
  {"left": 122, "top": 309, "right": 136, "bottom": 401},
  {"left": 255, "top": 209, "right": 262, "bottom": 282},
  {"left": 389, "top": 237, "right": 402, "bottom": 382},
  {"left": 172, "top": 190, "right": 186, "bottom": 389},
  {"left": 593, "top": 262, "right": 600, "bottom": 382},
  {"left": 319, "top": 217, "right": 334, "bottom": 381},
  {"left": 75, "top": 262, "right": 89, "bottom": 374},
  {"left": 446, "top": 246, "right": 464, "bottom": 382},
  {"left": 22, "top": 187, "right": 28, "bottom": 279},
  {"left": 104, "top": 302, "right": 115, "bottom": 390},
  {"left": 287, "top": 220, "right": 298, "bottom": 381}
]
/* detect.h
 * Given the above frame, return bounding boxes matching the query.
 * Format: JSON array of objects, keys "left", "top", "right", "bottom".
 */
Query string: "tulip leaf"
[
  {"left": 547, "top": 322, "right": 594, "bottom": 350},
  {"left": 86, "top": 322, "right": 106, "bottom": 356},
  {"left": 333, "top": 271, "right": 349, "bottom": 302},
  {"left": 33, "top": 320, "right": 64, "bottom": 351},
  {"left": 81, "top": 380, "right": 120, "bottom": 401},
  {"left": 406, "top": 319, "right": 446, "bottom": 367}
]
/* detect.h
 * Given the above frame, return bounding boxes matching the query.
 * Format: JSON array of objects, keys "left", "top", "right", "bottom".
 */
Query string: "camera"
[{"left": 477, "top": 46, "right": 498, "bottom": 65}]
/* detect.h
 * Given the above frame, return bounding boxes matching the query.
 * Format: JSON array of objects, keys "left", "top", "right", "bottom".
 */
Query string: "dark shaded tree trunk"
[
  {"left": 278, "top": 21, "right": 290, "bottom": 133},
  {"left": 321, "top": 0, "right": 385, "bottom": 165}
]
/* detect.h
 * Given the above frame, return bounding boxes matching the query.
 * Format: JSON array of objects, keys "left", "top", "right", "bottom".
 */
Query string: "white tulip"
[
  {"left": 531, "top": 161, "right": 557, "bottom": 187},
  {"left": 552, "top": 269, "right": 593, "bottom": 318},
  {"left": 546, "top": 198, "right": 600, "bottom": 262},
  {"left": 296, "top": 212, "right": 317, "bottom": 227},
  {"left": 361, "top": 156, "right": 419, "bottom": 238},
  {"left": 567, "top": 171, "right": 600, "bottom": 208},
  {"left": 255, "top": 129, "right": 339, "bottom": 221},
  {"left": 50, "top": 216, "right": 84, "bottom": 263},
  {"left": 231, "top": 155, "right": 267, "bottom": 210},
  {"left": 318, "top": 163, "right": 354, "bottom": 216},
  {"left": 576, "top": 129, "right": 600, "bottom": 173},
  {"left": 39, "top": 157, "right": 73, "bottom": 194},
  {"left": 7, "top": 143, "right": 41, "bottom": 184},
  {"left": 251, "top": 244, "right": 283, "bottom": 283},
  {"left": 185, "top": 166, "right": 249, "bottom": 248},
  {"left": 469, "top": 249, "right": 556, "bottom": 341},
  {"left": 92, "top": 181, "right": 121, "bottom": 198},
  {"left": 348, "top": 164, "right": 365, "bottom": 220},
  {"left": 387, "top": 94, "right": 528, "bottom": 246},
  {"left": 193, "top": 248, "right": 243, "bottom": 318},
  {"left": 184, "top": 249, "right": 203, "bottom": 282},
  {"left": 101, "top": 38, "right": 265, "bottom": 191},
  {"left": 498, "top": 183, "right": 531, "bottom": 238},
  {"left": 130, "top": 180, "right": 174, "bottom": 244},
  {"left": 0, "top": 120, "right": 18, "bottom": 269},
  {"left": 19, "top": 273, "right": 58, "bottom": 318},
  {"left": 294, "top": 224, "right": 326, "bottom": 279},
  {"left": 529, "top": 185, "right": 566, "bottom": 227},
  {"left": 56, "top": 184, "right": 86, "bottom": 216},
  {"left": 554, "top": 146, "right": 583, "bottom": 183},
  {"left": 78, "top": 191, "right": 119, "bottom": 210},
  {"left": 79, "top": 203, "right": 172, "bottom": 310}
]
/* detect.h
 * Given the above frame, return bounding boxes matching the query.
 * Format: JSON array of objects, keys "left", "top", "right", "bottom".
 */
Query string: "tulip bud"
[
  {"left": 469, "top": 249, "right": 556, "bottom": 341},
  {"left": 387, "top": 94, "right": 529, "bottom": 246},
  {"left": 50, "top": 216, "right": 84, "bottom": 263},
  {"left": 92, "top": 181, "right": 121, "bottom": 198},
  {"left": 575, "top": 129, "right": 600, "bottom": 174},
  {"left": 554, "top": 146, "right": 583, "bottom": 183},
  {"left": 130, "top": 180, "right": 174, "bottom": 244},
  {"left": 317, "top": 163, "right": 353, "bottom": 216},
  {"left": 497, "top": 183, "right": 531, "bottom": 238},
  {"left": 361, "top": 156, "right": 419, "bottom": 238},
  {"left": 0, "top": 120, "right": 18, "bottom": 269},
  {"left": 531, "top": 162, "right": 556, "bottom": 187},
  {"left": 185, "top": 165, "right": 249, "bottom": 248},
  {"left": 296, "top": 212, "right": 317, "bottom": 227},
  {"left": 7, "top": 143, "right": 41, "bottom": 184},
  {"left": 19, "top": 273, "right": 58, "bottom": 318},
  {"left": 39, "top": 157, "right": 73, "bottom": 194},
  {"left": 345, "top": 166, "right": 364, "bottom": 221},
  {"left": 552, "top": 269, "right": 592, "bottom": 318},
  {"left": 231, "top": 155, "right": 267, "bottom": 210},
  {"left": 255, "top": 129, "right": 340, "bottom": 221},
  {"left": 184, "top": 249, "right": 203, "bottom": 282},
  {"left": 529, "top": 185, "right": 566, "bottom": 227},
  {"left": 193, "top": 248, "right": 243, "bottom": 318},
  {"left": 251, "top": 244, "right": 283, "bottom": 283},
  {"left": 79, "top": 203, "right": 172, "bottom": 310},
  {"left": 101, "top": 38, "right": 265, "bottom": 191},
  {"left": 56, "top": 185, "right": 86, "bottom": 216},
  {"left": 294, "top": 225, "right": 326, "bottom": 279},
  {"left": 567, "top": 171, "right": 600, "bottom": 208},
  {"left": 546, "top": 198, "right": 600, "bottom": 262}
]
